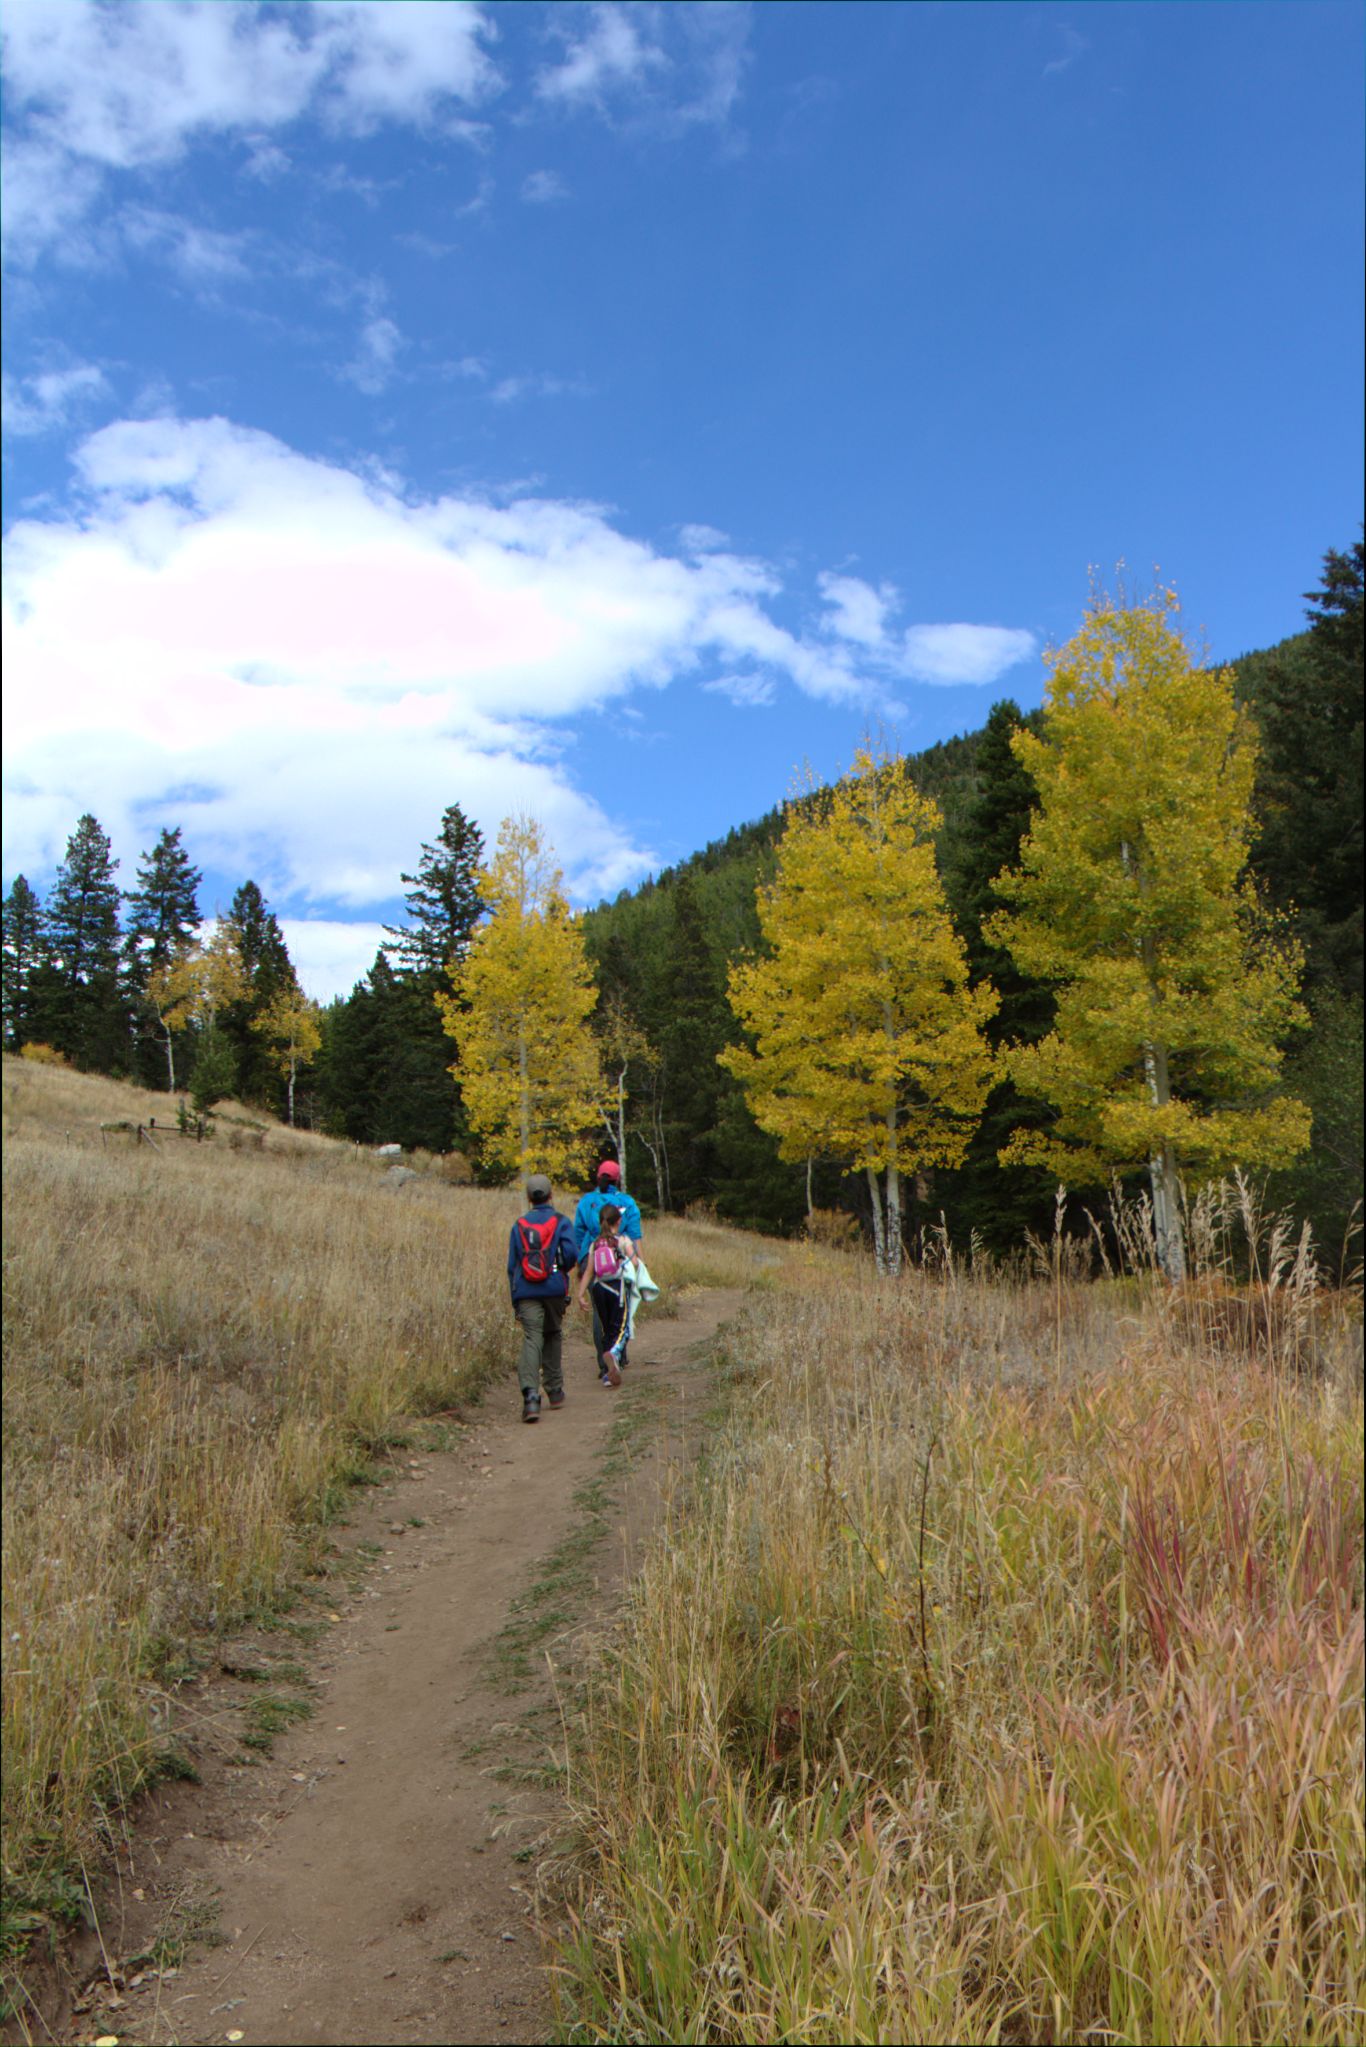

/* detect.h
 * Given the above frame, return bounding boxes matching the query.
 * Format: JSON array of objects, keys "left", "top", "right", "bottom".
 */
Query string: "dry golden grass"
[
  {"left": 558, "top": 1254, "right": 1365, "bottom": 2044},
  {"left": 1, "top": 1055, "right": 513, "bottom": 1917}
]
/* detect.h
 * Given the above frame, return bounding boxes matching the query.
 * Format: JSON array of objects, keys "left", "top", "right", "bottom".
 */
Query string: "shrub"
[
  {"left": 804, "top": 1205, "right": 861, "bottom": 1250},
  {"left": 18, "top": 1043, "right": 66, "bottom": 1067}
]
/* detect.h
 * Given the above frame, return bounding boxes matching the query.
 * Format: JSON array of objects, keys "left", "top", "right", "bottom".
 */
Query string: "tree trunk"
[
  {"left": 885, "top": 1161, "right": 903, "bottom": 1277},
  {"left": 866, "top": 1166, "right": 888, "bottom": 1276},
  {"left": 163, "top": 1023, "right": 176, "bottom": 1094},
  {"left": 287, "top": 1053, "right": 297, "bottom": 1128},
  {"left": 805, "top": 1155, "right": 814, "bottom": 1220},
  {"left": 1123, "top": 838, "right": 1187, "bottom": 1284},
  {"left": 884, "top": 1086, "right": 902, "bottom": 1277}
]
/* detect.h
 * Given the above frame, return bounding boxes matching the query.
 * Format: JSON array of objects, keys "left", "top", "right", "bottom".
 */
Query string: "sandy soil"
[{"left": 59, "top": 1287, "right": 741, "bottom": 2047}]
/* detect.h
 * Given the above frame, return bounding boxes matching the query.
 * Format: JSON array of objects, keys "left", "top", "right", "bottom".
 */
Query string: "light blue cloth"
[{"left": 610, "top": 1255, "right": 659, "bottom": 1356}]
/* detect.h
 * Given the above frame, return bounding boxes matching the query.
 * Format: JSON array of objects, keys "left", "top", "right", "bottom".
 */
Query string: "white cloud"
[
  {"left": 119, "top": 205, "right": 252, "bottom": 282},
  {"left": 278, "top": 918, "right": 390, "bottom": 1003},
  {"left": 819, "top": 571, "right": 1036, "bottom": 688},
  {"left": 679, "top": 522, "right": 730, "bottom": 553},
  {"left": 899, "top": 624, "right": 1037, "bottom": 686},
  {"left": 819, "top": 571, "right": 898, "bottom": 648},
  {"left": 241, "top": 137, "right": 292, "bottom": 182},
  {"left": 521, "top": 168, "right": 568, "bottom": 203},
  {"left": 535, "top": 4, "right": 666, "bottom": 107},
  {"left": 703, "top": 672, "right": 777, "bottom": 709},
  {"left": 490, "top": 370, "right": 591, "bottom": 405},
  {"left": 339, "top": 314, "right": 404, "bottom": 395},
  {"left": 3, "top": 416, "right": 1037, "bottom": 925},
  {"left": 0, "top": 414, "right": 870, "bottom": 916},
  {"left": 1043, "top": 27, "right": 1089, "bottom": 79},
  {"left": 2, "top": 362, "right": 109, "bottom": 437},
  {"left": 1, "top": 0, "right": 500, "bottom": 259},
  {"left": 534, "top": 1, "right": 749, "bottom": 129}
]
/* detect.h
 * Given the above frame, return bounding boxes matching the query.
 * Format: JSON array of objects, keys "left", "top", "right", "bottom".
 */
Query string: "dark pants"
[
  {"left": 588, "top": 1278, "right": 627, "bottom": 1367},
  {"left": 515, "top": 1296, "right": 566, "bottom": 1397}
]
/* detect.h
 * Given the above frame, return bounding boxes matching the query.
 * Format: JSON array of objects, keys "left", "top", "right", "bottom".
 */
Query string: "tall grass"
[
  {"left": 1, "top": 1057, "right": 511, "bottom": 1911},
  {"left": 557, "top": 1251, "right": 1364, "bottom": 2043}
]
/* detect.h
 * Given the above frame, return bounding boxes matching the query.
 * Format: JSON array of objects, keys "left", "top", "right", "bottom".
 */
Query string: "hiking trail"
[{"left": 80, "top": 1288, "right": 742, "bottom": 2047}]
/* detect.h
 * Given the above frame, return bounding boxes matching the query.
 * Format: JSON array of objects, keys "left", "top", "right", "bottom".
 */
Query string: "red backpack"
[{"left": 516, "top": 1214, "right": 561, "bottom": 1284}]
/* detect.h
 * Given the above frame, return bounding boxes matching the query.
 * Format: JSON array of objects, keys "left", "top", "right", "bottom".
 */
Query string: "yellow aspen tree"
[
  {"left": 438, "top": 816, "right": 601, "bottom": 1181},
  {"left": 723, "top": 750, "right": 998, "bottom": 1275},
  {"left": 251, "top": 987, "right": 322, "bottom": 1126},
  {"left": 986, "top": 585, "right": 1310, "bottom": 1281},
  {"left": 145, "top": 924, "right": 249, "bottom": 1092}
]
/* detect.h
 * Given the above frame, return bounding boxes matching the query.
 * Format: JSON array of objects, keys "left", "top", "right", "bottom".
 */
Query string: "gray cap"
[{"left": 525, "top": 1173, "right": 552, "bottom": 1204}]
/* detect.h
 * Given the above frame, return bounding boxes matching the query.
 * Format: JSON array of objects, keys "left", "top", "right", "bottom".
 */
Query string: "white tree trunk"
[
  {"left": 805, "top": 1155, "right": 814, "bottom": 1220},
  {"left": 885, "top": 1161, "right": 903, "bottom": 1278},
  {"left": 163, "top": 1023, "right": 176, "bottom": 1094},
  {"left": 866, "top": 1166, "right": 888, "bottom": 1276},
  {"left": 517, "top": 1030, "right": 530, "bottom": 1163},
  {"left": 1124, "top": 838, "right": 1187, "bottom": 1285}
]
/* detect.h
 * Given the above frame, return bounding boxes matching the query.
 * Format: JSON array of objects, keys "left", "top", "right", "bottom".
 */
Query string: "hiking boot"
[
  {"left": 547, "top": 1389, "right": 565, "bottom": 1408},
  {"left": 604, "top": 1357, "right": 622, "bottom": 1387},
  {"left": 522, "top": 1391, "right": 541, "bottom": 1423}
]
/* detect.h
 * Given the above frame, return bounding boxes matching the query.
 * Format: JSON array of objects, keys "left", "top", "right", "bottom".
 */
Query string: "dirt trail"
[{"left": 93, "top": 1288, "right": 741, "bottom": 2047}]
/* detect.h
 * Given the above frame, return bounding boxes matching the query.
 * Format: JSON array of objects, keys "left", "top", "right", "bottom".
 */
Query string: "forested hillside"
[
  {"left": 3, "top": 544, "right": 1360, "bottom": 1265},
  {"left": 577, "top": 545, "right": 1362, "bottom": 1259}
]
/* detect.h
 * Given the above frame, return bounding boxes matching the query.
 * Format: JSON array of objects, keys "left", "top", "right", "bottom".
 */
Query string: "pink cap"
[{"left": 597, "top": 1160, "right": 621, "bottom": 1181}]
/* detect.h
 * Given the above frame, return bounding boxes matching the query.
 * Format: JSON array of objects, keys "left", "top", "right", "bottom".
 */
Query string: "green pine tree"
[
  {"left": 123, "top": 826, "right": 203, "bottom": 1086},
  {"left": 38, "top": 815, "right": 127, "bottom": 1070},
  {"left": 2, "top": 875, "right": 46, "bottom": 1053},
  {"left": 1250, "top": 537, "right": 1363, "bottom": 996},
  {"left": 381, "top": 804, "right": 486, "bottom": 1149},
  {"left": 221, "top": 881, "right": 297, "bottom": 1107}
]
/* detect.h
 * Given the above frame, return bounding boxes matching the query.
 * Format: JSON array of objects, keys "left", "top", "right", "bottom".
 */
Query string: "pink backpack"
[{"left": 591, "top": 1235, "right": 621, "bottom": 1280}]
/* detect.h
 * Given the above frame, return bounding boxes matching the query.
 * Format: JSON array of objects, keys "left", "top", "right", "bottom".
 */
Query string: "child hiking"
[
  {"left": 573, "top": 1159, "right": 645, "bottom": 1369},
  {"left": 577, "top": 1203, "right": 635, "bottom": 1387},
  {"left": 507, "top": 1173, "right": 579, "bottom": 1423}
]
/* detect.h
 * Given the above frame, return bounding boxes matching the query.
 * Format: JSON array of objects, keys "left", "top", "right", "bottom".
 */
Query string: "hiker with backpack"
[
  {"left": 576, "top": 1203, "right": 636, "bottom": 1386},
  {"left": 573, "top": 1160, "right": 645, "bottom": 1369},
  {"left": 507, "top": 1173, "right": 579, "bottom": 1424}
]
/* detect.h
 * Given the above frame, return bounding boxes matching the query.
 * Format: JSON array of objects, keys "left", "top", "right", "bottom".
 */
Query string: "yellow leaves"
[
  {"left": 991, "top": 587, "right": 1310, "bottom": 1183},
  {"left": 723, "top": 746, "right": 997, "bottom": 1176},
  {"left": 443, "top": 815, "right": 601, "bottom": 1180},
  {"left": 146, "top": 922, "right": 249, "bottom": 1032},
  {"left": 251, "top": 987, "right": 322, "bottom": 1071}
]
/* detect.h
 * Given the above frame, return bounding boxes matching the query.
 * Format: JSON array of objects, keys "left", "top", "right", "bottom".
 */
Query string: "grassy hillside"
[{"left": 2, "top": 1055, "right": 515, "bottom": 1928}]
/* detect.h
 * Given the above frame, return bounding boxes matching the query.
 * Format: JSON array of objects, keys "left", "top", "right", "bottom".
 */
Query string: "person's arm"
[{"left": 508, "top": 1225, "right": 520, "bottom": 1307}]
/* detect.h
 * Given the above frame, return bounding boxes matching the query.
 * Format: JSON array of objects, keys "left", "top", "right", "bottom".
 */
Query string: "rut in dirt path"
[{"left": 103, "top": 1287, "right": 742, "bottom": 2047}]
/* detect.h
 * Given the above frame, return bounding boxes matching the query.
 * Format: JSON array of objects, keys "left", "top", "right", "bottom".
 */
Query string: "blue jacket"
[
  {"left": 507, "top": 1204, "right": 579, "bottom": 1303},
  {"left": 573, "top": 1184, "right": 643, "bottom": 1264}
]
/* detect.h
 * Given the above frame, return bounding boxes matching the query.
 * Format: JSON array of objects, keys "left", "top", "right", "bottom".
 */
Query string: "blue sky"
[{"left": 3, "top": 0, "right": 1362, "bottom": 1000}]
